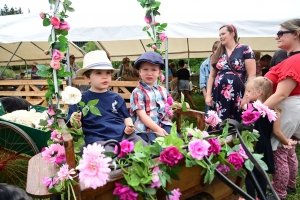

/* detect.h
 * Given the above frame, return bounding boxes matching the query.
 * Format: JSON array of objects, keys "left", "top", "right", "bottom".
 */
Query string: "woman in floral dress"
[{"left": 205, "top": 25, "right": 256, "bottom": 122}]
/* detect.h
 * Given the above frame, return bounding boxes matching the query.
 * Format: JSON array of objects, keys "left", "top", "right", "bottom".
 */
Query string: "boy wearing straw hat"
[{"left": 68, "top": 50, "right": 147, "bottom": 152}]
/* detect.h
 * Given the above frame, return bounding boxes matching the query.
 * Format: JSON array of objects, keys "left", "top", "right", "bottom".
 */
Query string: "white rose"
[{"left": 61, "top": 86, "right": 82, "bottom": 105}]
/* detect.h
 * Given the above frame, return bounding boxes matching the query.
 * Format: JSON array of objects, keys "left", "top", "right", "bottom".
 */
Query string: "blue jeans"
[{"left": 136, "top": 124, "right": 172, "bottom": 144}]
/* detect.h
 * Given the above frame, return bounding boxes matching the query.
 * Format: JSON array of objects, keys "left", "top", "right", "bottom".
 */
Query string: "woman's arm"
[
  {"left": 245, "top": 59, "right": 256, "bottom": 82},
  {"left": 205, "top": 67, "right": 217, "bottom": 107},
  {"left": 273, "top": 110, "right": 289, "bottom": 145},
  {"left": 264, "top": 77, "right": 297, "bottom": 109}
]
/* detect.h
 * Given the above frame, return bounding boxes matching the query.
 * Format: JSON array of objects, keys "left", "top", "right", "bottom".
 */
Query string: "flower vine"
[{"left": 138, "top": 0, "right": 168, "bottom": 53}]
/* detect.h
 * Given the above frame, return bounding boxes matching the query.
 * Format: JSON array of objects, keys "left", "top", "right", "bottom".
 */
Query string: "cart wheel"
[
  {"left": 186, "top": 192, "right": 214, "bottom": 200},
  {"left": 0, "top": 121, "right": 39, "bottom": 189}
]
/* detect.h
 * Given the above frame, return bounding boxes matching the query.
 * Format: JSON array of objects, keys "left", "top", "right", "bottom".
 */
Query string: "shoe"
[{"left": 286, "top": 186, "right": 296, "bottom": 194}]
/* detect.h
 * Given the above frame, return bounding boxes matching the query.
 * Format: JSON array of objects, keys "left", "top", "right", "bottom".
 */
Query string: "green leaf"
[
  {"left": 232, "top": 138, "right": 240, "bottom": 145},
  {"left": 142, "top": 26, "right": 148, "bottom": 31},
  {"left": 134, "top": 140, "right": 143, "bottom": 153},
  {"left": 167, "top": 167, "right": 180, "bottom": 180},
  {"left": 38, "top": 71, "right": 50, "bottom": 78},
  {"left": 39, "top": 119, "right": 48, "bottom": 126},
  {"left": 82, "top": 106, "right": 89, "bottom": 117},
  {"left": 61, "top": 30, "right": 68, "bottom": 36},
  {"left": 160, "top": 23, "right": 168, "bottom": 28},
  {"left": 58, "top": 35, "right": 68, "bottom": 43},
  {"left": 244, "top": 159, "right": 254, "bottom": 171},
  {"left": 65, "top": 6, "right": 75, "bottom": 12},
  {"left": 127, "top": 174, "right": 140, "bottom": 186},
  {"left": 195, "top": 160, "right": 207, "bottom": 168},
  {"left": 87, "top": 99, "right": 99, "bottom": 106},
  {"left": 132, "top": 185, "right": 143, "bottom": 192},
  {"left": 79, "top": 101, "right": 85, "bottom": 107},
  {"left": 43, "top": 18, "right": 51, "bottom": 26},
  {"left": 90, "top": 105, "right": 101, "bottom": 116},
  {"left": 132, "top": 161, "right": 144, "bottom": 177},
  {"left": 144, "top": 187, "right": 156, "bottom": 195}
]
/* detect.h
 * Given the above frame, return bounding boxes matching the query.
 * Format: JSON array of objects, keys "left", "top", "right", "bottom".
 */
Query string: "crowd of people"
[{"left": 199, "top": 19, "right": 300, "bottom": 200}]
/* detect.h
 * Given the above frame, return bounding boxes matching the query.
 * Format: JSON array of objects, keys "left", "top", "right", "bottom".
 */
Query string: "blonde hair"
[
  {"left": 280, "top": 19, "right": 300, "bottom": 42},
  {"left": 246, "top": 77, "right": 273, "bottom": 102}
]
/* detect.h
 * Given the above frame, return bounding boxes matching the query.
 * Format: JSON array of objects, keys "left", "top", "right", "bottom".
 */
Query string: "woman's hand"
[{"left": 205, "top": 95, "right": 213, "bottom": 107}]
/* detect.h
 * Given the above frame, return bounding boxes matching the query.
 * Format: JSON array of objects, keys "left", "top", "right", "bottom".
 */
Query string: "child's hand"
[
  {"left": 70, "top": 112, "right": 82, "bottom": 127},
  {"left": 124, "top": 125, "right": 135, "bottom": 135},
  {"left": 155, "top": 127, "right": 169, "bottom": 137}
]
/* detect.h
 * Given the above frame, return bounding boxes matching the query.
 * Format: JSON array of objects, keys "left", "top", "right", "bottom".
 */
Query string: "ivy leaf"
[
  {"left": 90, "top": 105, "right": 101, "bottom": 116},
  {"left": 82, "top": 106, "right": 89, "bottom": 117},
  {"left": 58, "top": 35, "right": 68, "bottom": 43},
  {"left": 144, "top": 187, "right": 156, "bottom": 195},
  {"left": 87, "top": 99, "right": 99, "bottom": 106},
  {"left": 61, "top": 30, "right": 68, "bottom": 36},
  {"left": 43, "top": 18, "right": 51, "bottom": 26}
]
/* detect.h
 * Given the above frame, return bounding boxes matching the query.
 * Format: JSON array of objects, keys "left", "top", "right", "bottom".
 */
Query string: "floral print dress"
[{"left": 212, "top": 44, "right": 254, "bottom": 122}]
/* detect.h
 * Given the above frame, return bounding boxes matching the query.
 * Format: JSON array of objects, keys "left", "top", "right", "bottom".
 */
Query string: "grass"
[{"left": 187, "top": 92, "right": 300, "bottom": 199}]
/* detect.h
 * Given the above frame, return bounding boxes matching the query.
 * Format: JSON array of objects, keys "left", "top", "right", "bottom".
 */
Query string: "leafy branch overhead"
[{"left": 137, "top": 0, "right": 168, "bottom": 53}]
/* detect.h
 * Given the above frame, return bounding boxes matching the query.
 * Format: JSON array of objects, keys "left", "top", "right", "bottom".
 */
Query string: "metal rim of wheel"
[{"left": 0, "top": 121, "right": 39, "bottom": 189}]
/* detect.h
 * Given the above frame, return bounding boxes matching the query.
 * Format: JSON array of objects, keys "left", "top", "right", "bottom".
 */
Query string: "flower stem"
[{"left": 70, "top": 182, "right": 76, "bottom": 200}]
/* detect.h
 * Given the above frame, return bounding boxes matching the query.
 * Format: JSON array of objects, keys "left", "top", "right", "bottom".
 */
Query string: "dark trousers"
[
  {"left": 137, "top": 124, "right": 172, "bottom": 144},
  {"left": 245, "top": 168, "right": 267, "bottom": 199}
]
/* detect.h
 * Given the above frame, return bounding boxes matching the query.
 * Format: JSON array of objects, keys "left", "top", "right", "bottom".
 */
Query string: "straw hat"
[{"left": 76, "top": 50, "right": 119, "bottom": 76}]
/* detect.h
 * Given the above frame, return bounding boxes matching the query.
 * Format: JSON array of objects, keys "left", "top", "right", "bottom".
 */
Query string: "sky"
[{"left": 0, "top": 0, "right": 51, "bottom": 14}]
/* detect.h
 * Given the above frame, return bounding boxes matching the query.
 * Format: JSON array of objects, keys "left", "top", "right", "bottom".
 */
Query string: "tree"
[{"left": 0, "top": 4, "right": 23, "bottom": 16}]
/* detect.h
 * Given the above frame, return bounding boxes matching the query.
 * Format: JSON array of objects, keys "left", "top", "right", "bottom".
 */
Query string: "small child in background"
[
  {"left": 68, "top": 50, "right": 147, "bottom": 152},
  {"left": 243, "top": 77, "right": 297, "bottom": 200},
  {"left": 130, "top": 52, "right": 186, "bottom": 143}
]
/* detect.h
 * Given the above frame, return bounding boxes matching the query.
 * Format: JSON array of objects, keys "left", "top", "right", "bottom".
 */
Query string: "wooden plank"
[
  {"left": 0, "top": 80, "right": 66, "bottom": 85},
  {"left": 0, "top": 91, "right": 47, "bottom": 96},
  {"left": 15, "top": 85, "right": 24, "bottom": 91}
]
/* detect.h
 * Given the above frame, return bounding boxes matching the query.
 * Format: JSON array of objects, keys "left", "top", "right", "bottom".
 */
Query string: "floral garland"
[{"left": 138, "top": 0, "right": 168, "bottom": 54}]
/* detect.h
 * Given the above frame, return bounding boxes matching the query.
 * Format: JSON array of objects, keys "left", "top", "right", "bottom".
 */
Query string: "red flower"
[{"left": 159, "top": 146, "right": 183, "bottom": 167}]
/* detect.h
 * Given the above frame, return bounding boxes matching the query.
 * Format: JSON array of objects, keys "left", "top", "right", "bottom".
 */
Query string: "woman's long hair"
[{"left": 211, "top": 25, "right": 238, "bottom": 68}]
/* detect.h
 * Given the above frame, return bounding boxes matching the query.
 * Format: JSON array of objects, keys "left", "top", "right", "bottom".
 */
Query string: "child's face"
[
  {"left": 245, "top": 84, "right": 259, "bottom": 102},
  {"left": 84, "top": 69, "right": 112, "bottom": 92},
  {"left": 139, "top": 62, "right": 162, "bottom": 86}
]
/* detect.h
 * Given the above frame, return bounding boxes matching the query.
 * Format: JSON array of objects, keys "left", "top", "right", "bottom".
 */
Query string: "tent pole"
[
  {"left": 52, "top": 0, "right": 60, "bottom": 108},
  {"left": 66, "top": 48, "right": 72, "bottom": 86},
  {"left": 0, "top": 42, "right": 22, "bottom": 77},
  {"left": 165, "top": 39, "right": 169, "bottom": 92}
]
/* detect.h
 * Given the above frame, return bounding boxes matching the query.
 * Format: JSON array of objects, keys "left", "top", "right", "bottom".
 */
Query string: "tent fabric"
[
  {"left": 1, "top": 0, "right": 300, "bottom": 61},
  {"left": 0, "top": 41, "right": 84, "bottom": 66}
]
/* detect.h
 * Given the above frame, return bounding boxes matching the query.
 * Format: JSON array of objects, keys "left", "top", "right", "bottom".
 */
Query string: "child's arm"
[
  {"left": 172, "top": 102, "right": 190, "bottom": 109},
  {"left": 273, "top": 110, "right": 289, "bottom": 145},
  {"left": 70, "top": 112, "right": 82, "bottom": 128},
  {"left": 136, "top": 110, "right": 168, "bottom": 136},
  {"left": 124, "top": 117, "right": 135, "bottom": 135}
]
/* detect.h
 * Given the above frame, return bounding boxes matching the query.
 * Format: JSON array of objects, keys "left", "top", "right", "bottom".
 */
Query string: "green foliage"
[
  {"left": 0, "top": 67, "right": 16, "bottom": 78},
  {"left": 83, "top": 41, "right": 100, "bottom": 53},
  {"left": 0, "top": 4, "right": 23, "bottom": 16}
]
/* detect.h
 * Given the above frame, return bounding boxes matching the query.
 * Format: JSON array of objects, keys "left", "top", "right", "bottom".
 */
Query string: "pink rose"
[
  {"left": 241, "top": 109, "right": 260, "bottom": 125},
  {"left": 167, "top": 188, "right": 181, "bottom": 200},
  {"left": 114, "top": 140, "right": 134, "bottom": 158},
  {"left": 59, "top": 21, "right": 70, "bottom": 31},
  {"left": 51, "top": 130, "right": 63, "bottom": 143},
  {"left": 50, "top": 60, "right": 61, "bottom": 70},
  {"left": 201, "top": 131, "right": 209, "bottom": 138},
  {"left": 113, "top": 182, "right": 138, "bottom": 200},
  {"left": 152, "top": 45, "right": 157, "bottom": 50},
  {"left": 227, "top": 152, "right": 244, "bottom": 171},
  {"left": 158, "top": 33, "right": 167, "bottom": 42},
  {"left": 159, "top": 146, "right": 183, "bottom": 167},
  {"left": 52, "top": 49, "right": 62, "bottom": 61},
  {"left": 167, "top": 96, "right": 173, "bottom": 105},
  {"left": 238, "top": 144, "right": 248, "bottom": 159},
  {"left": 150, "top": 166, "right": 162, "bottom": 188},
  {"left": 160, "top": 74, "right": 165, "bottom": 83},
  {"left": 39, "top": 12, "right": 45, "bottom": 19},
  {"left": 205, "top": 110, "right": 222, "bottom": 127},
  {"left": 216, "top": 164, "right": 230, "bottom": 174},
  {"left": 223, "top": 89, "right": 231, "bottom": 99},
  {"left": 188, "top": 139, "right": 211, "bottom": 160},
  {"left": 50, "top": 17, "right": 60, "bottom": 29},
  {"left": 144, "top": 15, "right": 152, "bottom": 24},
  {"left": 207, "top": 138, "right": 221, "bottom": 156}
]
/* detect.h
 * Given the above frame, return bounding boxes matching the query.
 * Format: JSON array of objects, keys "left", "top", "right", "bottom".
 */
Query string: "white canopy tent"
[{"left": 1, "top": 0, "right": 300, "bottom": 61}]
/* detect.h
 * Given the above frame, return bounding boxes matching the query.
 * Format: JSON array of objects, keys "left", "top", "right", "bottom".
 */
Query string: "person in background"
[
  {"left": 264, "top": 18, "right": 300, "bottom": 200},
  {"left": 177, "top": 60, "right": 197, "bottom": 108},
  {"left": 199, "top": 41, "right": 220, "bottom": 113},
  {"left": 270, "top": 49, "right": 288, "bottom": 68},
  {"left": 259, "top": 54, "right": 272, "bottom": 76},
  {"left": 253, "top": 50, "right": 262, "bottom": 76},
  {"left": 31, "top": 62, "right": 41, "bottom": 80},
  {"left": 69, "top": 54, "right": 80, "bottom": 78},
  {"left": 116, "top": 57, "right": 136, "bottom": 80},
  {"left": 205, "top": 24, "right": 256, "bottom": 122},
  {"left": 169, "top": 62, "right": 177, "bottom": 77},
  {"left": 132, "top": 62, "right": 139, "bottom": 77}
]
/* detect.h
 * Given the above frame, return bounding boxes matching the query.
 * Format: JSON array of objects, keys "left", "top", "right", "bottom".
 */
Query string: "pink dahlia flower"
[
  {"left": 205, "top": 110, "right": 222, "bottom": 127},
  {"left": 57, "top": 164, "right": 76, "bottom": 181},
  {"left": 76, "top": 143, "right": 112, "bottom": 189},
  {"left": 41, "top": 143, "right": 65, "bottom": 164}
]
